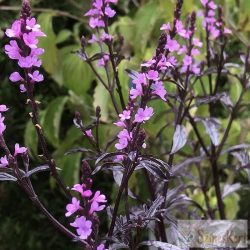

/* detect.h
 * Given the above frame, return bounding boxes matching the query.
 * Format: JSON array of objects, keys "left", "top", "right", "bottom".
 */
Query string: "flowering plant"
[{"left": 1, "top": 0, "right": 250, "bottom": 249}]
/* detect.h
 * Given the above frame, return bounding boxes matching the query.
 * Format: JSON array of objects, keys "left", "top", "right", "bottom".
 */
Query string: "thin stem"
[{"left": 26, "top": 82, "right": 70, "bottom": 197}]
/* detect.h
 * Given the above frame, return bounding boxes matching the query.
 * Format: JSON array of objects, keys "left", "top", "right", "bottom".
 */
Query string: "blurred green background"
[{"left": 0, "top": 0, "right": 250, "bottom": 249}]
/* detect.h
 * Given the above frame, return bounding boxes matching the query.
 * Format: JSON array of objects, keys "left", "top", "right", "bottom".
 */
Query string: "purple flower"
[
  {"left": 130, "top": 84, "right": 143, "bottom": 100},
  {"left": 176, "top": 20, "right": 187, "bottom": 37},
  {"left": 114, "top": 121, "right": 126, "bottom": 128},
  {"left": 141, "top": 59, "right": 156, "bottom": 68},
  {"left": 0, "top": 156, "right": 8, "bottom": 168},
  {"left": 5, "top": 20, "right": 21, "bottom": 38},
  {"left": 89, "top": 191, "right": 107, "bottom": 214},
  {"left": 208, "top": 1, "right": 217, "bottom": 9},
  {"left": 134, "top": 106, "right": 154, "bottom": 123},
  {"left": 14, "top": 143, "right": 27, "bottom": 156},
  {"left": 28, "top": 70, "right": 44, "bottom": 82},
  {"left": 119, "top": 110, "right": 131, "bottom": 121},
  {"left": 200, "top": 0, "right": 208, "bottom": 6},
  {"left": 72, "top": 184, "right": 92, "bottom": 197},
  {"left": 23, "top": 32, "right": 39, "bottom": 49},
  {"left": 97, "top": 244, "right": 106, "bottom": 250},
  {"left": 146, "top": 70, "right": 159, "bottom": 81},
  {"left": 105, "top": 6, "right": 116, "bottom": 18},
  {"left": 85, "top": 129, "right": 93, "bottom": 138},
  {"left": 115, "top": 138, "right": 128, "bottom": 150},
  {"left": 5, "top": 40, "right": 21, "bottom": 60},
  {"left": 132, "top": 73, "right": 147, "bottom": 86},
  {"left": 193, "top": 38, "right": 203, "bottom": 47},
  {"left": 9, "top": 72, "right": 23, "bottom": 82},
  {"left": 152, "top": 81, "right": 167, "bottom": 101},
  {"left": 183, "top": 55, "right": 193, "bottom": 66},
  {"left": 0, "top": 105, "right": 8, "bottom": 112},
  {"left": 165, "top": 36, "right": 180, "bottom": 52},
  {"left": 0, "top": 114, "right": 6, "bottom": 135},
  {"left": 26, "top": 18, "right": 41, "bottom": 32},
  {"left": 191, "top": 48, "right": 200, "bottom": 56},
  {"left": 65, "top": 197, "right": 82, "bottom": 217},
  {"left": 89, "top": 17, "right": 105, "bottom": 29},
  {"left": 18, "top": 56, "right": 42, "bottom": 68},
  {"left": 160, "top": 23, "right": 171, "bottom": 31},
  {"left": 70, "top": 216, "right": 92, "bottom": 240}
]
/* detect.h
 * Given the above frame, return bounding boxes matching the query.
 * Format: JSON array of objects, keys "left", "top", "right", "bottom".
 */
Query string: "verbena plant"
[{"left": 1, "top": 0, "right": 249, "bottom": 249}]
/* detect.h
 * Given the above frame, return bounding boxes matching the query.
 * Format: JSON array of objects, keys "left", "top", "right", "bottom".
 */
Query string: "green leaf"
[
  {"left": 24, "top": 120, "right": 38, "bottom": 160},
  {"left": 56, "top": 29, "right": 72, "bottom": 44},
  {"left": 134, "top": 1, "right": 162, "bottom": 55},
  {"left": 42, "top": 96, "right": 68, "bottom": 148},
  {"left": 93, "top": 81, "right": 110, "bottom": 122},
  {"left": 60, "top": 45, "right": 94, "bottom": 95},
  {"left": 37, "top": 13, "right": 63, "bottom": 85},
  {"left": 57, "top": 153, "right": 81, "bottom": 186}
]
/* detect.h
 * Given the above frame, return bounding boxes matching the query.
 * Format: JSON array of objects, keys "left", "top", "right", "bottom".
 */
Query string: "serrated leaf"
[
  {"left": 171, "top": 125, "right": 188, "bottom": 154},
  {"left": 43, "top": 96, "right": 68, "bottom": 148}
]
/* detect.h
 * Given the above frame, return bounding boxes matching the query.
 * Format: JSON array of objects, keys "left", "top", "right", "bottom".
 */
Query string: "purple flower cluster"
[
  {"left": 5, "top": 14, "right": 45, "bottom": 92},
  {"left": 200, "top": 0, "right": 232, "bottom": 38},
  {"left": 65, "top": 162, "right": 107, "bottom": 248},
  {"left": 84, "top": 0, "right": 118, "bottom": 67},
  {"left": 0, "top": 105, "right": 28, "bottom": 167}
]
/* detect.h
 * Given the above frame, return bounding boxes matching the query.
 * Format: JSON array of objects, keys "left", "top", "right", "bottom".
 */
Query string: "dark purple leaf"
[
  {"left": 201, "top": 118, "right": 220, "bottom": 146},
  {"left": 95, "top": 152, "right": 127, "bottom": 165},
  {"left": 171, "top": 125, "right": 188, "bottom": 154},
  {"left": 26, "top": 165, "right": 50, "bottom": 177},
  {"left": 65, "top": 147, "right": 94, "bottom": 155},
  {"left": 0, "top": 173, "right": 17, "bottom": 182},
  {"left": 223, "top": 183, "right": 242, "bottom": 198},
  {"left": 138, "top": 241, "right": 183, "bottom": 250}
]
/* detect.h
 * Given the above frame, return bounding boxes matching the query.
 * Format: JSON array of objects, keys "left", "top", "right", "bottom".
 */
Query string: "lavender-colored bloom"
[
  {"left": 23, "top": 32, "right": 39, "bottom": 49},
  {"left": 0, "top": 114, "right": 6, "bottom": 135},
  {"left": 5, "top": 40, "right": 21, "bottom": 60},
  {"left": 97, "top": 244, "right": 106, "bottom": 250},
  {"left": 9, "top": 72, "right": 23, "bottom": 82},
  {"left": 105, "top": 6, "right": 116, "bottom": 18},
  {"left": 85, "top": 129, "right": 93, "bottom": 138},
  {"left": 160, "top": 23, "right": 171, "bottom": 31},
  {"left": 70, "top": 216, "right": 92, "bottom": 240},
  {"left": 0, "top": 156, "right": 8, "bottom": 168},
  {"left": 119, "top": 110, "right": 131, "bottom": 121},
  {"left": 89, "top": 191, "right": 107, "bottom": 214},
  {"left": 0, "top": 105, "right": 8, "bottom": 112},
  {"left": 115, "top": 137, "right": 128, "bottom": 150},
  {"left": 14, "top": 143, "right": 27, "bottom": 156},
  {"left": 18, "top": 56, "right": 42, "bottom": 68},
  {"left": 183, "top": 55, "right": 193, "bottom": 66},
  {"left": 193, "top": 38, "right": 203, "bottom": 47},
  {"left": 72, "top": 184, "right": 92, "bottom": 197},
  {"left": 146, "top": 70, "right": 159, "bottom": 81},
  {"left": 26, "top": 17, "right": 41, "bottom": 32},
  {"left": 5, "top": 20, "right": 21, "bottom": 38},
  {"left": 65, "top": 197, "right": 82, "bottom": 217},
  {"left": 130, "top": 84, "right": 143, "bottom": 100},
  {"left": 152, "top": 81, "right": 167, "bottom": 101},
  {"left": 165, "top": 36, "right": 180, "bottom": 52},
  {"left": 28, "top": 70, "right": 44, "bottom": 82},
  {"left": 134, "top": 107, "right": 154, "bottom": 123}
]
